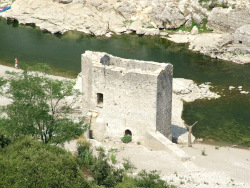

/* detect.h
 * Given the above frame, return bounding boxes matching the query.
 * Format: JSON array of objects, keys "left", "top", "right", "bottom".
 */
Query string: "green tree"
[
  {"left": 0, "top": 135, "right": 91, "bottom": 187},
  {"left": 0, "top": 72, "right": 88, "bottom": 145}
]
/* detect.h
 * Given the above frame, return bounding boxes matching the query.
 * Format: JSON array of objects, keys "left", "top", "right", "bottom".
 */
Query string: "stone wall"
[
  {"left": 81, "top": 51, "right": 173, "bottom": 142},
  {"left": 156, "top": 66, "right": 172, "bottom": 140}
]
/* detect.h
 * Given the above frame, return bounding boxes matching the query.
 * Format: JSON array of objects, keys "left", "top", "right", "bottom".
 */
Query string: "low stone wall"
[{"left": 145, "top": 131, "right": 190, "bottom": 162}]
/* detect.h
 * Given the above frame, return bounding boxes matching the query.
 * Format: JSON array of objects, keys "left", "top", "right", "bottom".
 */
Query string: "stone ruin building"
[{"left": 81, "top": 51, "right": 173, "bottom": 145}]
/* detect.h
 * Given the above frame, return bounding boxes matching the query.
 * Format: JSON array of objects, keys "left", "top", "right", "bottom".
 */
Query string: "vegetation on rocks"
[
  {"left": 172, "top": 18, "right": 212, "bottom": 33},
  {"left": 198, "top": 0, "right": 229, "bottom": 10}
]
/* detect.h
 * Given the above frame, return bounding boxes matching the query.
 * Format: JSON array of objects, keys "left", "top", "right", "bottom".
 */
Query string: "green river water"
[{"left": 0, "top": 18, "right": 249, "bottom": 146}]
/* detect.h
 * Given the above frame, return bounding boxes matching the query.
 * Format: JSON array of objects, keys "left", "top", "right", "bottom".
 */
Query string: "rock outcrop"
[
  {"left": 233, "top": 25, "right": 250, "bottom": 47},
  {"left": 168, "top": 33, "right": 250, "bottom": 64},
  {"left": 207, "top": 8, "right": 250, "bottom": 33},
  {"left": 0, "top": 0, "right": 208, "bottom": 35}
]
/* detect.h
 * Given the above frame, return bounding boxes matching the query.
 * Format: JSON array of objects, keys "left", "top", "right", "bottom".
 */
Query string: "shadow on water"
[{"left": 0, "top": 17, "right": 249, "bottom": 146}]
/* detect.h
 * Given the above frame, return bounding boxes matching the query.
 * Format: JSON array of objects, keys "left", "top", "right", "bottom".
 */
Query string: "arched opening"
[{"left": 125, "top": 129, "right": 132, "bottom": 136}]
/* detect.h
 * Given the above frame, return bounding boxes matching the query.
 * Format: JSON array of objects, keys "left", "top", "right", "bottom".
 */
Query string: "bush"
[
  {"left": 0, "top": 135, "right": 91, "bottom": 187},
  {"left": 134, "top": 170, "right": 169, "bottom": 188},
  {"left": 116, "top": 170, "right": 177, "bottom": 188},
  {"left": 77, "top": 140, "right": 94, "bottom": 168},
  {"left": 121, "top": 134, "right": 132, "bottom": 143},
  {"left": 110, "top": 153, "right": 117, "bottom": 164},
  {"left": 122, "top": 158, "right": 136, "bottom": 171},
  {"left": 91, "top": 149, "right": 124, "bottom": 187},
  {"left": 0, "top": 134, "right": 11, "bottom": 149},
  {"left": 0, "top": 120, "right": 12, "bottom": 149},
  {"left": 115, "top": 176, "right": 137, "bottom": 188}
]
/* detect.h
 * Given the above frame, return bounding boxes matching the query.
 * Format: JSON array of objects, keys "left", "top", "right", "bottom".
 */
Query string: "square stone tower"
[{"left": 82, "top": 51, "right": 173, "bottom": 142}]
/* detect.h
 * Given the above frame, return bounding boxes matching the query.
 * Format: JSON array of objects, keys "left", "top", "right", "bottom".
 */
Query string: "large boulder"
[
  {"left": 192, "top": 12, "right": 204, "bottom": 25},
  {"left": 151, "top": 1, "right": 185, "bottom": 29},
  {"left": 207, "top": 7, "right": 250, "bottom": 32},
  {"left": 136, "top": 28, "right": 159, "bottom": 35},
  {"left": 115, "top": 2, "right": 136, "bottom": 19},
  {"left": 191, "top": 26, "right": 199, "bottom": 35},
  {"left": 233, "top": 25, "right": 250, "bottom": 47}
]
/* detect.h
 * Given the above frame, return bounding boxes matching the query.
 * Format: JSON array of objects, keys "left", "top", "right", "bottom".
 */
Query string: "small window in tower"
[
  {"left": 239, "top": 41, "right": 242, "bottom": 44},
  {"left": 97, "top": 93, "right": 103, "bottom": 107}
]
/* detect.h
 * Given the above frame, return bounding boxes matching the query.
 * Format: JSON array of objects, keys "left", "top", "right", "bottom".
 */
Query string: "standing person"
[{"left": 15, "top": 58, "right": 18, "bottom": 69}]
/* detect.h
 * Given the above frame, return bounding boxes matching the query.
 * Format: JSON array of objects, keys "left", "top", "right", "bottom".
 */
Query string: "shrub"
[
  {"left": 110, "top": 153, "right": 117, "bottom": 164},
  {"left": 122, "top": 158, "right": 136, "bottom": 171},
  {"left": 121, "top": 134, "right": 132, "bottom": 143},
  {"left": 0, "top": 120, "right": 12, "bottom": 149},
  {"left": 91, "top": 149, "right": 124, "bottom": 187},
  {"left": 0, "top": 135, "right": 90, "bottom": 187},
  {"left": 115, "top": 176, "right": 137, "bottom": 188},
  {"left": 134, "top": 170, "right": 172, "bottom": 188},
  {"left": 77, "top": 140, "right": 94, "bottom": 167},
  {"left": 215, "top": 146, "right": 220, "bottom": 150}
]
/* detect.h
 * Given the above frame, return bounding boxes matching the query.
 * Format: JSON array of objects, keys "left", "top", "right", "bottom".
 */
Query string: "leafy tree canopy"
[
  {"left": 0, "top": 72, "right": 88, "bottom": 145},
  {"left": 0, "top": 135, "right": 91, "bottom": 187}
]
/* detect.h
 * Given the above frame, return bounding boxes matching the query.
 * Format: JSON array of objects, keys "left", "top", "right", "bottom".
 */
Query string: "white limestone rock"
[
  {"left": 128, "top": 20, "right": 143, "bottom": 31},
  {"left": 107, "top": 12, "right": 126, "bottom": 34},
  {"left": 192, "top": 12, "right": 204, "bottom": 25},
  {"left": 151, "top": 1, "right": 186, "bottom": 29},
  {"left": 115, "top": 2, "right": 136, "bottom": 19},
  {"left": 240, "top": 91, "right": 249, "bottom": 94},
  {"left": 229, "top": 86, "right": 235, "bottom": 90},
  {"left": 190, "top": 26, "right": 199, "bottom": 35},
  {"left": 233, "top": 24, "right": 250, "bottom": 47},
  {"left": 89, "top": 0, "right": 103, "bottom": 7},
  {"left": 136, "top": 28, "right": 159, "bottom": 35},
  {"left": 207, "top": 7, "right": 250, "bottom": 33}
]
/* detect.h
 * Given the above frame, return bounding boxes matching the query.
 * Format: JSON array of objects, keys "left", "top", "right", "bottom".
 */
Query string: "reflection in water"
[{"left": 0, "top": 18, "right": 249, "bottom": 146}]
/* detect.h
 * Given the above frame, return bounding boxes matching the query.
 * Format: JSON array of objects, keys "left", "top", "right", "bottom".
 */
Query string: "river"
[{"left": 0, "top": 18, "right": 249, "bottom": 147}]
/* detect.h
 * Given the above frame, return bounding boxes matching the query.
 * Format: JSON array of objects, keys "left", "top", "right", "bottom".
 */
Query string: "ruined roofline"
[{"left": 82, "top": 51, "right": 172, "bottom": 75}]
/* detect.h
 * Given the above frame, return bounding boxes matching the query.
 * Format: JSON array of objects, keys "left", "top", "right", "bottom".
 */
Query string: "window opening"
[
  {"left": 125, "top": 129, "right": 132, "bottom": 136},
  {"left": 97, "top": 93, "right": 103, "bottom": 106}
]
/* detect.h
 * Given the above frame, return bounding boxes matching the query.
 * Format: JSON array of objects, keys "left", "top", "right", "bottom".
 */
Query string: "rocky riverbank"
[
  {"left": 168, "top": 32, "right": 250, "bottom": 64},
  {"left": 0, "top": 0, "right": 249, "bottom": 64}
]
